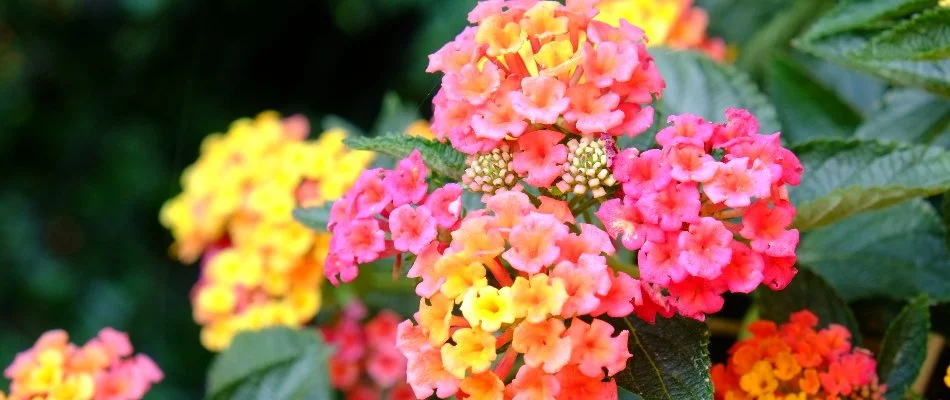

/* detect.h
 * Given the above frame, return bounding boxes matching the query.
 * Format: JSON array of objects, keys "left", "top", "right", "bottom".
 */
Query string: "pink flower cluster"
[
  {"left": 322, "top": 302, "right": 414, "bottom": 400},
  {"left": 428, "top": 0, "right": 664, "bottom": 156},
  {"left": 3, "top": 328, "right": 163, "bottom": 400},
  {"left": 326, "top": 150, "right": 463, "bottom": 285},
  {"left": 595, "top": 109, "right": 803, "bottom": 320}
]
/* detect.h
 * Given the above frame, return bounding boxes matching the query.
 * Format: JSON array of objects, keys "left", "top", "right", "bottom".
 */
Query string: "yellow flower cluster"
[
  {"left": 595, "top": 0, "right": 725, "bottom": 60},
  {"left": 159, "top": 111, "right": 373, "bottom": 351}
]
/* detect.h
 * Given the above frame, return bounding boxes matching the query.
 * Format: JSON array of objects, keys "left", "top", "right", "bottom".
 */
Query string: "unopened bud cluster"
[
  {"left": 462, "top": 144, "right": 517, "bottom": 194},
  {"left": 557, "top": 137, "right": 617, "bottom": 198}
]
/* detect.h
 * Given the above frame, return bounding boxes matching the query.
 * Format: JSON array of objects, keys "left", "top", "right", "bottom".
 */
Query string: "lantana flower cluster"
[
  {"left": 596, "top": 109, "right": 803, "bottom": 320},
  {"left": 321, "top": 302, "right": 414, "bottom": 400},
  {"left": 2, "top": 328, "right": 162, "bottom": 400},
  {"left": 594, "top": 0, "right": 725, "bottom": 61},
  {"left": 159, "top": 112, "right": 374, "bottom": 351},
  {"left": 711, "top": 310, "right": 885, "bottom": 400},
  {"left": 428, "top": 0, "right": 664, "bottom": 162}
]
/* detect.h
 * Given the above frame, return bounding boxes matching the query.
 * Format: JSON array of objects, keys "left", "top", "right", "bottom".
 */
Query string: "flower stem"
[
  {"left": 487, "top": 257, "right": 514, "bottom": 287},
  {"left": 607, "top": 255, "right": 639, "bottom": 278}
]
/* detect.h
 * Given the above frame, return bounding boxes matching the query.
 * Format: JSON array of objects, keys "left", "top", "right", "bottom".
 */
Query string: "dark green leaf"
[
  {"left": 798, "top": 200, "right": 950, "bottom": 302},
  {"left": 795, "top": 5, "right": 950, "bottom": 96},
  {"left": 757, "top": 269, "right": 861, "bottom": 344},
  {"left": 735, "top": 0, "right": 830, "bottom": 75},
  {"left": 855, "top": 88, "right": 950, "bottom": 148},
  {"left": 801, "top": 0, "right": 936, "bottom": 41},
  {"left": 344, "top": 134, "right": 467, "bottom": 180},
  {"left": 877, "top": 295, "right": 931, "bottom": 400},
  {"left": 766, "top": 54, "right": 863, "bottom": 144},
  {"left": 696, "top": 0, "right": 793, "bottom": 46},
  {"left": 610, "top": 315, "right": 712, "bottom": 400},
  {"left": 206, "top": 327, "right": 332, "bottom": 400},
  {"left": 796, "top": 56, "right": 887, "bottom": 114},
  {"left": 291, "top": 204, "right": 333, "bottom": 233},
  {"left": 788, "top": 138, "right": 950, "bottom": 231},
  {"left": 651, "top": 48, "right": 781, "bottom": 134},
  {"left": 619, "top": 387, "right": 647, "bottom": 400}
]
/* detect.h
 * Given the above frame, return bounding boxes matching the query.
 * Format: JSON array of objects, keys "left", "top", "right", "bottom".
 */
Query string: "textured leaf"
[
  {"left": 651, "top": 49, "right": 781, "bottom": 134},
  {"left": 801, "top": 0, "right": 936, "bottom": 41},
  {"left": 757, "top": 269, "right": 861, "bottom": 344},
  {"left": 619, "top": 388, "right": 647, "bottom": 400},
  {"left": 766, "top": 55, "right": 862, "bottom": 144},
  {"left": 207, "top": 328, "right": 332, "bottom": 400},
  {"left": 291, "top": 204, "right": 333, "bottom": 232},
  {"left": 610, "top": 315, "right": 712, "bottom": 400},
  {"left": 877, "top": 296, "right": 931, "bottom": 400},
  {"left": 797, "top": 56, "right": 887, "bottom": 114},
  {"left": 696, "top": 0, "right": 793, "bottom": 46},
  {"left": 796, "top": 5, "right": 950, "bottom": 96},
  {"left": 734, "top": 0, "right": 829, "bottom": 75},
  {"left": 788, "top": 138, "right": 950, "bottom": 231},
  {"left": 344, "top": 134, "right": 466, "bottom": 180},
  {"left": 855, "top": 88, "right": 950, "bottom": 148},
  {"left": 798, "top": 200, "right": 950, "bottom": 302}
]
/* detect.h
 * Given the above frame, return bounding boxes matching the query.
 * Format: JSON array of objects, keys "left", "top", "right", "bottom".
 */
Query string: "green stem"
[{"left": 607, "top": 255, "right": 639, "bottom": 278}]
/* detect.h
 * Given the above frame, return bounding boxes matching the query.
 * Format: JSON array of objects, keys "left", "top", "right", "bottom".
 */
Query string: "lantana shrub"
[{"left": 324, "top": 0, "right": 804, "bottom": 397}]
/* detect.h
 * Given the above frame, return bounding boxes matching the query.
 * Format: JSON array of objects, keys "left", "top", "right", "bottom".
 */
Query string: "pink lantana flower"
[
  {"left": 596, "top": 198, "right": 652, "bottom": 251},
  {"left": 716, "top": 241, "right": 765, "bottom": 294},
  {"left": 390, "top": 205, "right": 439, "bottom": 255},
  {"left": 443, "top": 62, "right": 503, "bottom": 106},
  {"left": 385, "top": 149, "right": 428, "bottom": 207},
  {"left": 551, "top": 254, "right": 612, "bottom": 317},
  {"left": 677, "top": 217, "right": 734, "bottom": 279},
  {"left": 351, "top": 169, "right": 391, "bottom": 218},
  {"left": 511, "top": 130, "right": 568, "bottom": 187},
  {"left": 592, "top": 271, "right": 638, "bottom": 318},
  {"left": 655, "top": 114, "right": 713, "bottom": 148},
  {"left": 504, "top": 212, "right": 569, "bottom": 273},
  {"left": 608, "top": 103, "right": 654, "bottom": 137},
  {"left": 427, "top": 27, "right": 480, "bottom": 75},
  {"left": 511, "top": 76, "right": 570, "bottom": 125},
  {"left": 563, "top": 83, "right": 624, "bottom": 134},
  {"left": 407, "top": 243, "right": 446, "bottom": 298},
  {"left": 424, "top": 183, "right": 463, "bottom": 228},
  {"left": 336, "top": 218, "right": 386, "bottom": 263},
  {"left": 635, "top": 182, "right": 701, "bottom": 231},
  {"left": 472, "top": 87, "right": 529, "bottom": 141},
  {"left": 704, "top": 157, "right": 771, "bottom": 208},
  {"left": 665, "top": 142, "right": 719, "bottom": 183},
  {"left": 565, "top": 318, "right": 631, "bottom": 378},
  {"left": 739, "top": 200, "right": 799, "bottom": 257},
  {"left": 581, "top": 41, "right": 638, "bottom": 89},
  {"left": 613, "top": 148, "right": 672, "bottom": 199},
  {"left": 637, "top": 232, "right": 688, "bottom": 285},
  {"left": 667, "top": 276, "right": 725, "bottom": 321}
]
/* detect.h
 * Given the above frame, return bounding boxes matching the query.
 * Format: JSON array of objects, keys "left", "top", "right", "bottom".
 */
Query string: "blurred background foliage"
[{"left": 1, "top": 0, "right": 949, "bottom": 398}]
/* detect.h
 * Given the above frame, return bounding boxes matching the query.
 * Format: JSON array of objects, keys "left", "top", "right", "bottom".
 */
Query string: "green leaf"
[
  {"left": 735, "top": 0, "right": 830, "bottom": 76},
  {"left": 696, "top": 0, "right": 794, "bottom": 46},
  {"left": 321, "top": 114, "right": 366, "bottom": 137},
  {"left": 291, "top": 204, "right": 333, "bottom": 232},
  {"left": 877, "top": 295, "right": 931, "bottom": 400},
  {"left": 650, "top": 48, "right": 781, "bottom": 134},
  {"left": 801, "top": 0, "right": 936, "bottom": 41},
  {"left": 855, "top": 88, "right": 950, "bottom": 148},
  {"left": 757, "top": 269, "right": 861, "bottom": 344},
  {"left": 798, "top": 200, "right": 950, "bottom": 302},
  {"left": 766, "top": 54, "right": 863, "bottom": 144},
  {"left": 788, "top": 138, "right": 950, "bottom": 231},
  {"left": 610, "top": 315, "right": 712, "bottom": 400},
  {"left": 795, "top": 5, "right": 950, "bottom": 96},
  {"left": 619, "top": 387, "right": 647, "bottom": 400},
  {"left": 206, "top": 327, "right": 332, "bottom": 400},
  {"left": 344, "top": 134, "right": 467, "bottom": 180}
]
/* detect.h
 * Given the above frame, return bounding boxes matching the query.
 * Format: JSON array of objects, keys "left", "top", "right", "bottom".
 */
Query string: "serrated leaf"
[
  {"left": 766, "top": 55, "right": 863, "bottom": 144},
  {"left": 291, "top": 204, "right": 333, "bottom": 232},
  {"left": 877, "top": 296, "right": 931, "bottom": 400},
  {"left": 797, "top": 56, "right": 888, "bottom": 114},
  {"left": 788, "top": 138, "right": 950, "bottom": 231},
  {"left": 801, "top": 0, "right": 935, "bottom": 41},
  {"left": 206, "top": 328, "right": 332, "bottom": 400},
  {"left": 757, "top": 269, "right": 861, "bottom": 344},
  {"left": 610, "top": 315, "right": 712, "bottom": 400},
  {"left": 650, "top": 48, "right": 781, "bottom": 134},
  {"left": 344, "top": 134, "right": 466, "bottom": 180},
  {"left": 855, "top": 88, "right": 950, "bottom": 148},
  {"left": 798, "top": 200, "right": 950, "bottom": 302},
  {"left": 796, "top": 5, "right": 950, "bottom": 96}
]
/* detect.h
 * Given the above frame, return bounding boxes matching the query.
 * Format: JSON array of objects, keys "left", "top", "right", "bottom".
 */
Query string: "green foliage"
[
  {"left": 877, "top": 296, "right": 931, "bottom": 400},
  {"left": 650, "top": 48, "right": 781, "bottom": 134},
  {"left": 371, "top": 92, "right": 422, "bottom": 137},
  {"left": 344, "top": 134, "right": 467, "bottom": 180},
  {"left": 610, "top": 315, "right": 713, "bottom": 400},
  {"left": 855, "top": 88, "right": 950, "bottom": 147},
  {"left": 766, "top": 54, "right": 863, "bottom": 144},
  {"left": 292, "top": 204, "right": 333, "bottom": 233},
  {"left": 795, "top": 1, "right": 950, "bottom": 95},
  {"left": 788, "top": 138, "right": 950, "bottom": 231},
  {"left": 206, "top": 328, "right": 332, "bottom": 400},
  {"left": 798, "top": 200, "right": 950, "bottom": 302},
  {"left": 619, "top": 388, "right": 647, "bottom": 400},
  {"left": 757, "top": 269, "right": 862, "bottom": 344}
]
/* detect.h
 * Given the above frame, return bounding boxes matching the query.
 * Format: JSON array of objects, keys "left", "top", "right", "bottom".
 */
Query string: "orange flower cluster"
[{"left": 711, "top": 310, "right": 885, "bottom": 400}]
